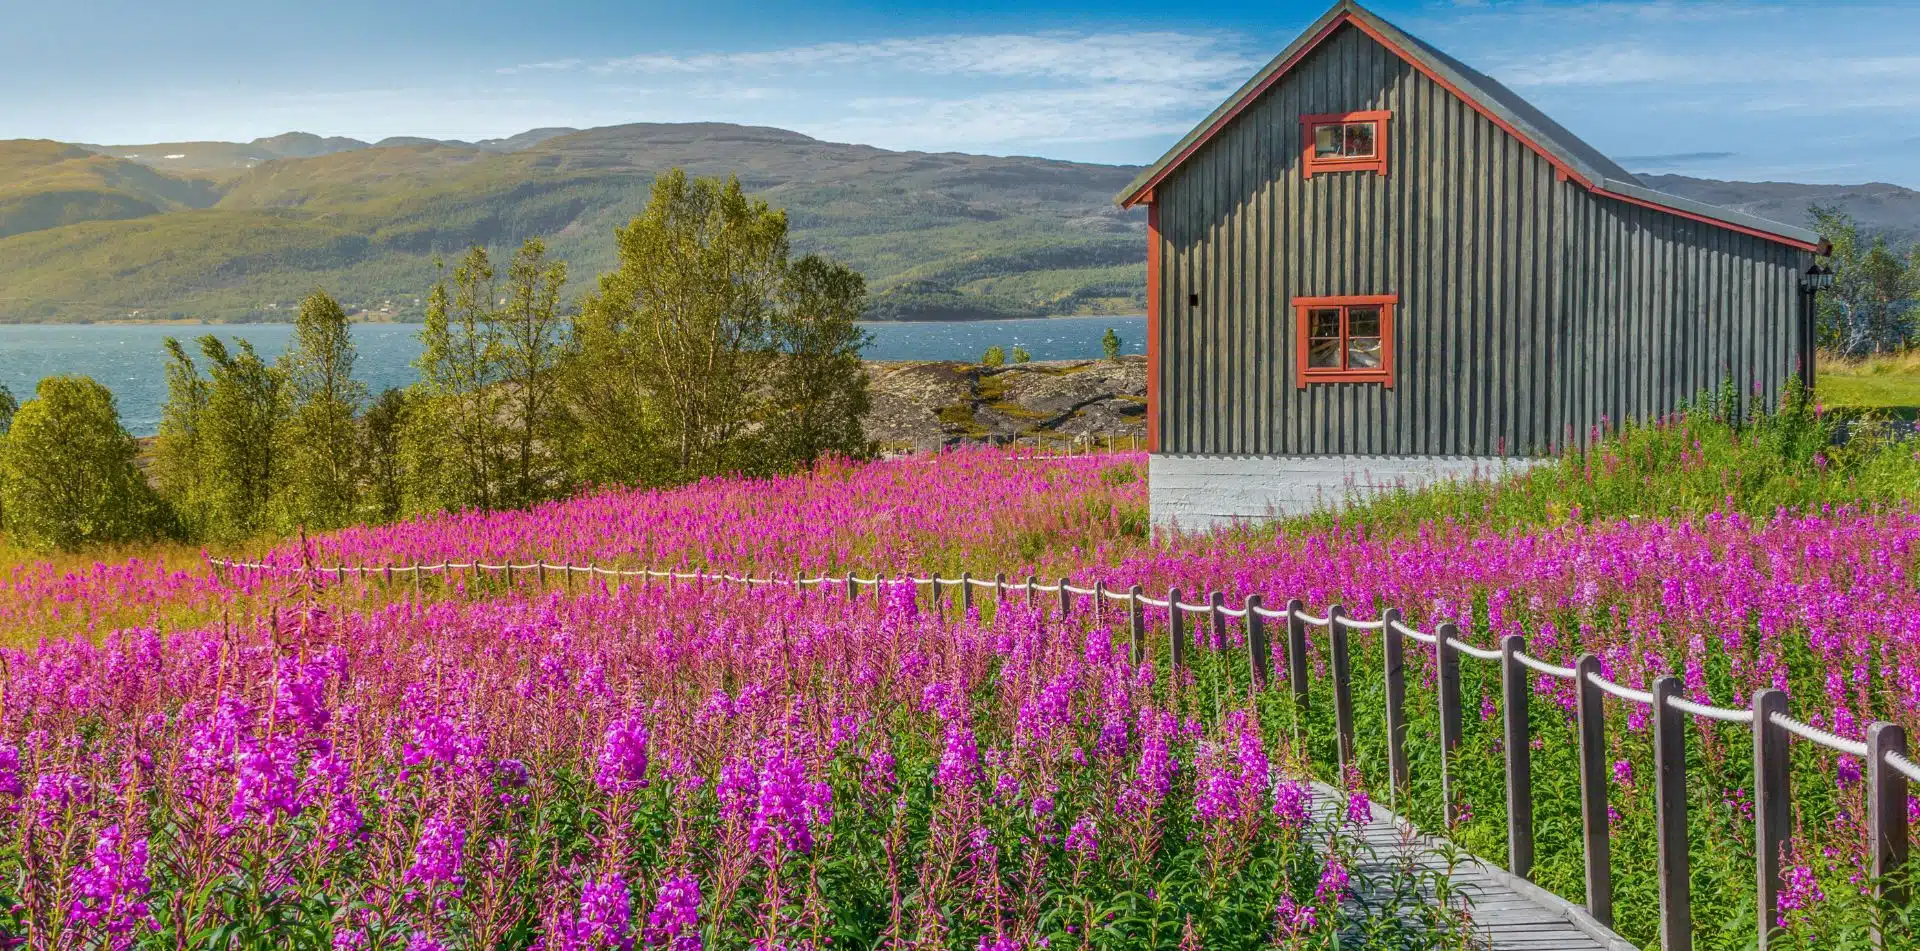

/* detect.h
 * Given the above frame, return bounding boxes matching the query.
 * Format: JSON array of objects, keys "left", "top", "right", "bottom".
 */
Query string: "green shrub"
[
  {"left": 981, "top": 345, "right": 1006, "bottom": 367},
  {"left": 0, "top": 376, "right": 166, "bottom": 551}
]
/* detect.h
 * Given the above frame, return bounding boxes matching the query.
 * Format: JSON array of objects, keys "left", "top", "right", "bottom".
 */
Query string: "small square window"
[
  {"left": 1301, "top": 111, "right": 1390, "bottom": 178},
  {"left": 1294, "top": 295, "right": 1396, "bottom": 387}
]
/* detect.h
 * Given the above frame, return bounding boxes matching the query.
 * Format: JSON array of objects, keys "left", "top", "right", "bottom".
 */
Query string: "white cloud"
[{"left": 497, "top": 58, "right": 584, "bottom": 75}]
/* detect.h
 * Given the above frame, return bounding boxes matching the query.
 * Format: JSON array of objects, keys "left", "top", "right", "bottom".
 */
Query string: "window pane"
[
  {"left": 1309, "top": 338, "right": 1342, "bottom": 369},
  {"left": 1347, "top": 306, "right": 1380, "bottom": 337},
  {"left": 1347, "top": 336, "right": 1383, "bottom": 369},
  {"left": 1314, "top": 124, "right": 1340, "bottom": 157},
  {"left": 1344, "top": 122, "right": 1375, "bottom": 157},
  {"left": 1308, "top": 308, "right": 1342, "bottom": 338}
]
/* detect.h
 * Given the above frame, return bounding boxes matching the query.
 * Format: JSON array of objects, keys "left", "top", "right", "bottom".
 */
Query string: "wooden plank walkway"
[{"left": 1318, "top": 783, "right": 1638, "bottom": 951}]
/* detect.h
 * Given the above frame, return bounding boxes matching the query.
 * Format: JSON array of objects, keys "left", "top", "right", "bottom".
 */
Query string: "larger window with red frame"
[
  {"left": 1301, "top": 111, "right": 1389, "bottom": 178},
  {"left": 1294, "top": 295, "right": 1395, "bottom": 387}
]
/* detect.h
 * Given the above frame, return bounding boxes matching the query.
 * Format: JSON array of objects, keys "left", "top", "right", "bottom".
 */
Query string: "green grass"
[{"left": 1818, "top": 350, "right": 1920, "bottom": 416}]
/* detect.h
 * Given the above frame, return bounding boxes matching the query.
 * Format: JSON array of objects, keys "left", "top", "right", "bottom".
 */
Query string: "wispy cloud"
[
  {"left": 585, "top": 32, "right": 1261, "bottom": 86},
  {"left": 497, "top": 58, "right": 584, "bottom": 75}
]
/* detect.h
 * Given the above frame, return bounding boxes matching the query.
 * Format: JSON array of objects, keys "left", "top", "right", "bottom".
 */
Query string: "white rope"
[
  {"left": 1513, "top": 651, "right": 1577, "bottom": 680},
  {"left": 1887, "top": 750, "right": 1920, "bottom": 783},
  {"left": 1293, "top": 609, "right": 1332, "bottom": 626},
  {"left": 1336, "top": 615, "right": 1386, "bottom": 630},
  {"left": 851, "top": 576, "right": 881, "bottom": 587},
  {"left": 968, "top": 577, "right": 1000, "bottom": 589},
  {"left": 1251, "top": 604, "right": 1290, "bottom": 619},
  {"left": 1445, "top": 637, "right": 1504, "bottom": 662},
  {"left": 1216, "top": 605, "right": 1248, "bottom": 619},
  {"left": 1063, "top": 584, "right": 1097, "bottom": 596},
  {"left": 1666, "top": 695, "right": 1756, "bottom": 724},
  {"left": 1103, "top": 588, "right": 1135, "bottom": 602},
  {"left": 934, "top": 576, "right": 964, "bottom": 586},
  {"left": 1390, "top": 622, "right": 1436, "bottom": 645},
  {"left": 1031, "top": 583, "right": 1061, "bottom": 593},
  {"left": 1137, "top": 595, "right": 1170, "bottom": 608},
  {"left": 1175, "top": 601, "right": 1214, "bottom": 613},
  {"left": 1584, "top": 672, "right": 1655, "bottom": 706},
  {"left": 910, "top": 577, "right": 935, "bottom": 586},
  {"left": 510, "top": 563, "right": 541, "bottom": 571},
  {"left": 1770, "top": 712, "right": 1870, "bottom": 757}
]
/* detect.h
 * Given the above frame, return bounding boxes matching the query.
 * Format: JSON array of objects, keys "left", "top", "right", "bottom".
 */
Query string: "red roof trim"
[{"left": 1584, "top": 185, "right": 1826, "bottom": 253}]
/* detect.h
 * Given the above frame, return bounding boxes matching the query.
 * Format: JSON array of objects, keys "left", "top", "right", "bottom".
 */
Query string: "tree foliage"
[
  {"left": 0, "top": 376, "right": 162, "bottom": 551},
  {"left": 498, "top": 239, "right": 569, "bottom": 507},
  {"left": 407, "top": 248, "right": 509, "bottom": 514},
  {"left": 1811, "top": 206, "right": 1919, "bottom": 356},
  {"left": 562, "top": 170, "right": 872, "bottom": 485},
  {"left": 152, "top": 339, "right": 212, "bottom": 538},
  {"left": 282, "top": 291, "right": 367, "bottom": 531},
  {"left": 198, "top": 336, "right": 287, "bottom": 542}
]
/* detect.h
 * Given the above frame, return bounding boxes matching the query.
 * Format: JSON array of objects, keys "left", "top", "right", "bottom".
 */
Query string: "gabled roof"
[{"left": 1116, "top": 0, "right": 1825, "bottom": 253}]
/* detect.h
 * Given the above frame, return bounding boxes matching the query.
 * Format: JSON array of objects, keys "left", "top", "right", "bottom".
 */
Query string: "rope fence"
[{"left": 206, "top": 555, "right": 1914, "bottom": 951}]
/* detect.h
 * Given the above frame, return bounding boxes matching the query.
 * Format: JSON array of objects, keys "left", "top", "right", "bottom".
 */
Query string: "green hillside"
[
  {"left": 0, "top": 140, "right": 219, "bottom": 240},
  {"left": 0, "top": 124, "right": 1147, "bottom": 322}
]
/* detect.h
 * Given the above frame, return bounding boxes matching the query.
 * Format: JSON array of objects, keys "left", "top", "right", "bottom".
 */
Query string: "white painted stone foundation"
[{"left": 1149, "top": 454, "right": 1541, "bottom": 532}]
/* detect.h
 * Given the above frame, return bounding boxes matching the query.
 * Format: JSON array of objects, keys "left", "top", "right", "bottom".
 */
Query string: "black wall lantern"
[{"left": 1801, "top": 263, "right": 1834, "bottom": 291}]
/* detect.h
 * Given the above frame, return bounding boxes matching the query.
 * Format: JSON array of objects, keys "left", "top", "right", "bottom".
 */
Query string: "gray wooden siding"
[{"left": 1152, "top": 23, "right": 1810, "bottom": 457}]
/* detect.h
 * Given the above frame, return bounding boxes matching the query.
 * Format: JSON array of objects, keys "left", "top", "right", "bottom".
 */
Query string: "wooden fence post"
[
  {"left": 1576, "top": 653, "right": 1613, "bottom": 927},
  {"left": 1752, "top": 688, "right": 1789, "bottom": 951},
  {"left": 1328, "top": 605, "right": 1355, "bottom": 776},
  {"left": 1436, "top": 621, "right": 1464, "bottom": 825},
  {"left": 1129, "top": 586, "right": 1145, "bottom": 664},
  {"left": 1205, "top": 591, "right": 1221, "bottom": 653},
  {"left": 1382, "top": 608, "right": 1409, "bottom": 801},
  {"left": 1167, "top": 588, "right": 1186, "bottom": 673},
  {"left": 961, "top": 572, "right": 974, "bottom": 616},
  {"left": 1286, "top": 598, "right": 1309, "bottom": 711},
  {"left": 1245, "top": 595, "right": 1268, "bottom": 691},
  {"left": 845, "top": 574, "right": 857, "bottom": 602},
  {"left": 1651, "top": 676, "right": 1692, "bottom": 951},
  {"left": 1025, "top": 575, "right": 1037, "bottom": 605},
  {"left": 1501, "top": 634, "right": 1535, "bottom": 882},
  {"left": 1867, "top": 721, "right": 1910, "bottom": 915},
  {"left": 1094, "top": 580, "right": 1107, "bottom": 621},
  {"left": 995, "top": 572, "right": 1008, "bottom": 604},
  {"left": 1058, "top": 577, "right": 1072, "bottom": 619}
]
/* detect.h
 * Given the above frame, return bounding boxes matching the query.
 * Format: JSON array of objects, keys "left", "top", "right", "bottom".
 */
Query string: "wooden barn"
[{"left": 1119, "top": 0, "right": 1830, "bottom": 529}]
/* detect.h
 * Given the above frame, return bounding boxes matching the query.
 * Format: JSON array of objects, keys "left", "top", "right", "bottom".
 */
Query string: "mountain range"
[
  {"left": 0, "top": 122, "right": 1912, "bottom": 324},
  {"left": 0, "top": 123, "right": 1145, "bottom": 323}
]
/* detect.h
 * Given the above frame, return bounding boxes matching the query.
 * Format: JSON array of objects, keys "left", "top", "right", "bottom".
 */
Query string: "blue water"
[{"left": 0, "top": 315, "right": 1145, "bottom": 436}]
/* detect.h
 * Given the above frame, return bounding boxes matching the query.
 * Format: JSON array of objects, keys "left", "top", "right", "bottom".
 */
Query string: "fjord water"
[{"left": 0, "top": 315, "right": 1145, "bottom": 436}]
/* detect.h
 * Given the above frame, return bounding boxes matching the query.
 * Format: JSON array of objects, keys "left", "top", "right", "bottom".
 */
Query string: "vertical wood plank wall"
[{"left": 1151, "top": 24, "right": 1810, "bottom": 457}]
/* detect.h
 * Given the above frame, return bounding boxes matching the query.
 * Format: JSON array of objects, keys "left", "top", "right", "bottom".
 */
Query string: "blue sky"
[{"left": 6, "top": 0, "right": 1920, "bottom": 184}]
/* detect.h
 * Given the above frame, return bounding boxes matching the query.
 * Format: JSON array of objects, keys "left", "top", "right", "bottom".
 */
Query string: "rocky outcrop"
[{"left": 864, "top": 356, "right": 1146, "bottom": 452}]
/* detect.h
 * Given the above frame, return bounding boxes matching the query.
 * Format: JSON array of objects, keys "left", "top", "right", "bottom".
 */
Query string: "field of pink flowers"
[{"left": 1, "top": 445, "right": 1917, "bottom": 949}]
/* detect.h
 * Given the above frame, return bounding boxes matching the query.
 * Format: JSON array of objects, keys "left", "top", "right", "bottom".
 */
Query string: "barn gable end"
[{"left": 1133, "top": 4, "right": 1818, "bottom": 528}]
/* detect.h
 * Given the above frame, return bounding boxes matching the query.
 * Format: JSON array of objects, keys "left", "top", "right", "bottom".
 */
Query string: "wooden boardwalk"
[{"left": 1322, "top": 784, "right": 1638, "bottom": 951}]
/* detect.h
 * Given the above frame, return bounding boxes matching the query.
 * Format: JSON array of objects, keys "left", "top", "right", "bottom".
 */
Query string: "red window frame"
[
  {"left": 1300, "top": 110, "right": 1390, "bottom": 178},
  {"left": 1293, "top": 294, "right": 1396, "bottom": 388}
]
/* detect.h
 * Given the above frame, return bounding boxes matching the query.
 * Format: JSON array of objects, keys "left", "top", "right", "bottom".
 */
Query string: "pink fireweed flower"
[
  {"left": 1272, "top": 780, "right": 1312, "bottom": 830},
  {"left": 1777, "top": 864, "right": 1824, "bottom": 927},
  {"left": 595, "top": 711, "right": 651, "bottom": 795},
  {"left": 1273, "top": 894, "right": 1319, "bottom": 938},
  {"left": 68, "top": 823, "right": 158, "bottom": 949},
  {"left": 1612, "top": 759, "right": 1633, "bottom": 789},
  {"left": 1065, "top": 815, "right": 1098, "bottom": 860},
  {"left": 1313, "top": 857, "right": 1350, "bottom": 904},
  {"left": 645, "top": 874, "right": 702, "bottom": 951},
  {"left": 937, "top": 724, "right": 982, "bottom": 792},
  {"left": 231, "top": 734, "right": 302, "bottom": 824},
  {"left": 554, "top": 874, "right": 634, "bottom": 951},
  {"left": 406, "top": 812, "right": 467, "bottom": 891},
  {"left": 1343, "top": 788, "right": 1371, "bottom": 827},
  {"left": 0, "top": 741, "right": 22, "bottom": 799},
  {"left": 749, "top": 747, "right": 824, "bottom": 859}
]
